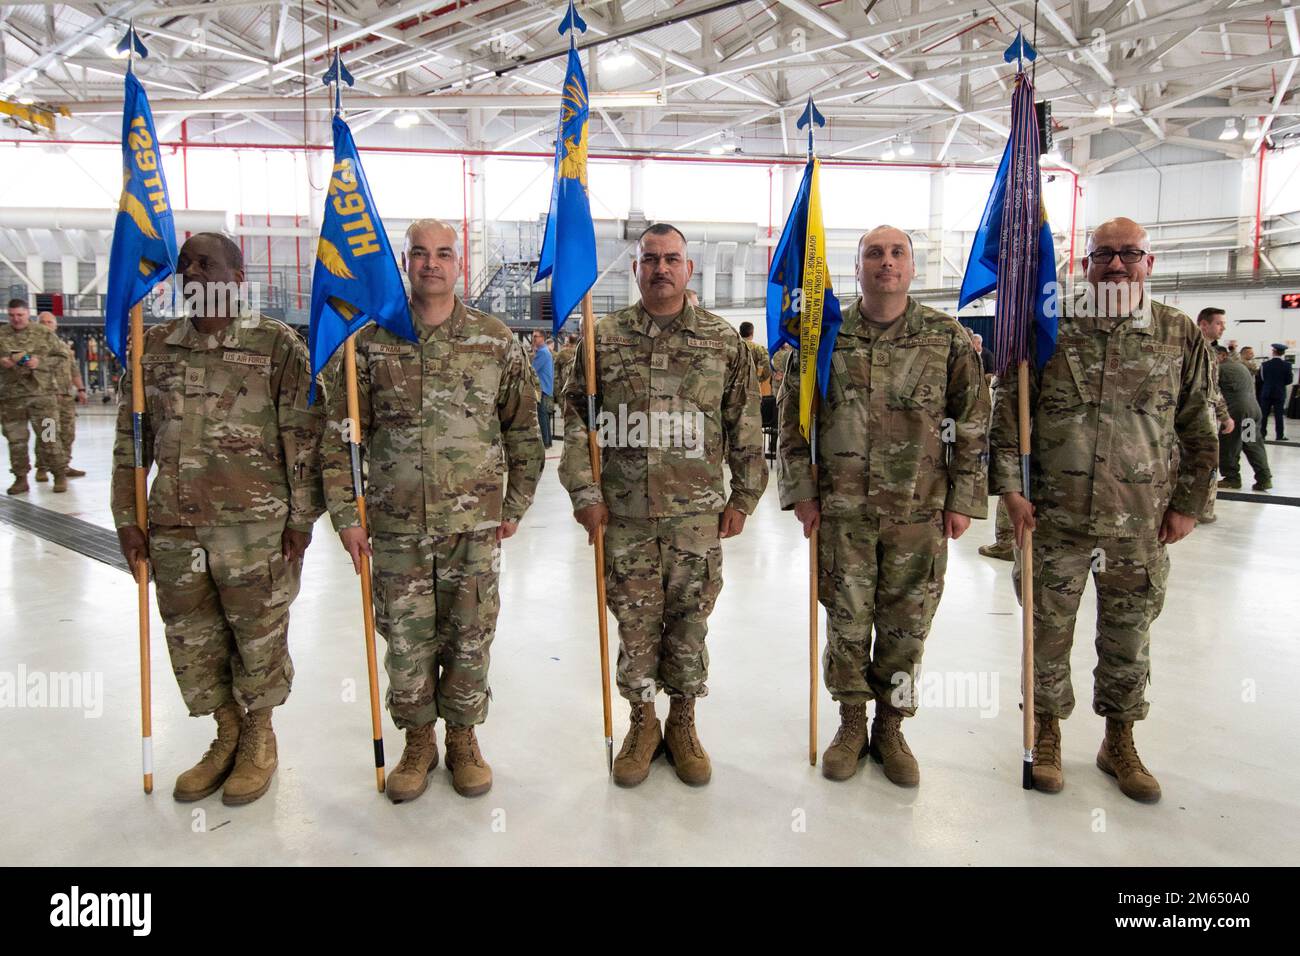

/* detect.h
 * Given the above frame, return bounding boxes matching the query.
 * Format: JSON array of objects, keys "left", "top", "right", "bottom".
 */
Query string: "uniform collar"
[
  {"left": 414, "top": 296, "right": 466, "bottom": 343},
  {"left": 1070, "top": 287, "right": 1155, "bottom": 335},
  {"left": 633, "top": 300, "right": 697, "bottom": 337},
  {"left": 166, "top": 313, "right": 251, "bottom": 350},
  {"left": 841, "top": 295, "right": 919, "bottom": 340}
]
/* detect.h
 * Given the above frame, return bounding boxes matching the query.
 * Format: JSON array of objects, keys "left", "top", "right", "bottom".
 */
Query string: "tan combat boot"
[
  {"left": 612, "top": 700, "right": 663, "bottom": 787},
  {"left": 444, "top": 724, "right": 492, "bottom": 797},
  {"left": 978, "top": 543, "right": 1014, "bottom": 561},
  {"left": 663, "top": 697, "right": 711, "bottom": 785},
  {"left": 52, "top": 472, "right": 68, "bottom": 493},
  {"left": 1097, "top": 717, "right": 1161, "bottom": 803},
  {"left": 66, "top": 467, "right": 86, "bottom": 478},
  {"left": 6, "top": 475, "right": 29, "bottom": 495},
  {"left": 870, "top": 701, "right": 920, "bottom": 787},
  {"left": 222, "top": 707, "right": 278, "bottom": 806},
  {"left": 1032, "top": 712, "right": 1063, "bottom": 793},
  {"left": 386, "top": 723, "right": 439, "bottom": 804},
  {"left": 34, "top": 468, "right": 48, "bottom": 482},
  {"left": 172, "top": 700, "right": 243, "bottom": 802},
  {"left": 821, "top": 702, "right": 869, "bottom": 781}
]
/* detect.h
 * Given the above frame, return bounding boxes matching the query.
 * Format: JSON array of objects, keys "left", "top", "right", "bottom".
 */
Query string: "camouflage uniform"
[
  {"left": 35, "top": 335, "right": 77, "bottom": 472},
  {"left": 777, "top": 297, "right": 990, "bottom": 713},
  {"left": 110, "top": 313, "right": 324, "bottom": 716},
  {"left": 745, "top": 339, "right": 773, "bottom": 397},
  {"left": 322, "top": 299, "right": 544, "bottom": 730},
  {"left": 556, "top": 344, "right": 577, "bottom": 398},
  {"left": 1217, "top": 354, "right": 1270, "bottom": 484},
  {"left": 559, "top": 302, "right": 767, "bottom": 701},
  {"left": 0, "top": 321, "right": 68, "bottom": 479},
  {"left": 990, "top": 295, "right": 1217, "bottom": 721}
]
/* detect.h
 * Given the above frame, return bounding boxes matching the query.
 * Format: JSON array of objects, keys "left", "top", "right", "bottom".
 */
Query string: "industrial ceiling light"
[
  {"left": 898, "top": 134, "right": 915, "bottom": 157},
  {"left": 882, "top": 141, "right": 897, "bottom": 161},
  {"left": 1244, "top": 117, "right": 1262, "bottom": 140},
  {"left": 394, "top": 111, "right": 420, "bottom": 129},
  {"left": 1220, "top": 118, "right": 1240, "bottom": 141},
  {"left": 1115, "top": 89, "right": 1137, "bottom": 113},
  {"left": 604, "top": 41, "right": 636, "bottom": 70},
  {"left": 1093, "top": 99, "right": 1114, "bottom": 119},
  {"left": 709, "top": 130, "right": 738, "bottom": 155}
]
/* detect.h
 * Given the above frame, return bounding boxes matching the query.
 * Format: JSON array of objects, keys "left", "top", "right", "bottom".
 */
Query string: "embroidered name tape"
[
  {"left": 368, "top": 344, "right": 415, "bottom": 356},
  {"left": 223, "top": 352, "right": 272, "bottom": 367},
  {"left": 688, "top": 338, "right": 724, "bottom": 350}
]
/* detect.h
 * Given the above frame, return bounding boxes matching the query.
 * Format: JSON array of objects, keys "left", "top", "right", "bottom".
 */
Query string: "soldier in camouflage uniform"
[
  {"left": 559, "top": 222, "right": 767, "bottom": 788},
  {"left": 778, "top": 225, "right": 990, "bottom": 787},
  {"left": 111, "top": 232, "right": 324, "bottom": 806},
  {"left": 323, "top": 219, "right": 544, "bottom": 803},
  {"left": 555, "top": 336, "right": 577, "bottom": 409},
  {"left": 991, "top": 217, "right": 1218, "bottom": 802},
  {"left": 1214, "top": 345, "right": 1271, "bottom": 490},
  {"left": 2, "top": 299, "right": 70, "bottom": 494},
  {"left": 1195, "top": 308, "right": 1234, "bottom": 522},
  {"left": 34, "top": 313, "right": 88, "bottom": 481}
]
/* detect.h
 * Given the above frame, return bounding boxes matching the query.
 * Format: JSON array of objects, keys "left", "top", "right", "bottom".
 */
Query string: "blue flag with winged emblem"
[
  {"left": 105, "top": 70, "right": 178, "bottom": 367},
  {"left": 308, "top": 114, "right": 415, "bottom": 402},
  {"left": 534, "top": 27, "right": 597, "bottom": 335}
]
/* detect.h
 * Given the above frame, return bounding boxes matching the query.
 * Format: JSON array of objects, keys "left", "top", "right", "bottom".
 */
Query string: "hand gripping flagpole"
[
  {"left": 324, "top": 50, "right": 385, "bottom": 793},
  {"left": 117, "top": 23, "right": 154, "bottom": 795},
  {"left": 798, "top": 96, "right": 825, "bottom": 767},
  {"left": 557, "top": 1, "right": 614, "bottom": 774}
]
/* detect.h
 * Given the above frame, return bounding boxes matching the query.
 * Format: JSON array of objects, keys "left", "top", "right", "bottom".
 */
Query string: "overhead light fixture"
[
  {"left": 1244, "top": 117, "right": 1262, "bottom": 140},
  {"left": 898, "top": 134, "right": 915, "bottom": 157},
  {"left": 394, "top": 111, "right": 420, "bottom": 129},
  {"left": 1093, "top": 100, "right": 1114, "bottom": 120},
  {"left": 1220, "top": 118, "right": 1240, "bottom": 141},
  {"left": 709, "top": 130, "right": 738, "bottom": 155},
  {"left": 882, "top": 142, "right": 897, "bottom": 161},
  {"left": 105, "top": 41, "right": 129, "bottom": 58},
  {"left": 604, "top": 41, "right": 637, "bottom": 70},
  {"left": 17, "top": 95, "right": 34, "bottom": 106},
  {"left": 1114, "top": 89, "right": 1137, "bottom": 114}
]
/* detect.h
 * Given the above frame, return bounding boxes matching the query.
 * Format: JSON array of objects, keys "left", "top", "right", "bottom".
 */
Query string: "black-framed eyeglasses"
[{"left": 1087, "top": 247, "right": 1148, "bottom": 264}]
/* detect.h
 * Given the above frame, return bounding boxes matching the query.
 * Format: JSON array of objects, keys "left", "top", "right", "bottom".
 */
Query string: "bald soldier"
[
  {"left": 34, "top": 312, "right": 88, "bottom": 481},
  {"left": 778, "top": 226, "right": 990, "bottom": 786},
  {"left": 559, "top": 222, "right": 767, "bottom": 787},
  {"left": 112, "top": 233, "right": 325, "bottom": 806},
  {"left": 322, "top": 219, "right": 544, "bottom": 803},
  {"left": 2, "top": 298, "right": 70, "bottom": 494},
  {"left": 992, "top": 217, "right": 1218, "bottom": 802}
]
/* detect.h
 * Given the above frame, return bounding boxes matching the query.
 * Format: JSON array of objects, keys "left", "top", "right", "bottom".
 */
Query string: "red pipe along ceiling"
[{"left": 0, "top": 137, "right": 1075, "bottom": 175}]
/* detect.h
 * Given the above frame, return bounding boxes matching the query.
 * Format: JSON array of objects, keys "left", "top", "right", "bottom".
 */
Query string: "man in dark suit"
[{"left": 1260, "top": 344, "right": 1294, "bottom": 440}]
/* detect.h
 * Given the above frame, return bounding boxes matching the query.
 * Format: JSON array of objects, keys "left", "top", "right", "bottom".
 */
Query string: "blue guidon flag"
[
  {"left": 307, "top": 113, "right": 415, "bottom": 402},
  {"left": 105, "top": 70, "right": 178, "bottom": 366},
  {"left": 534, "top": 0, "right": 598, "bottom": 335},
  {"left": 958, "top": 36, "right": 1058, "bottom": 375}
]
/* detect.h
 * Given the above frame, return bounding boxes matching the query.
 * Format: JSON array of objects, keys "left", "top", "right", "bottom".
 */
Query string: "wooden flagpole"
[
  {"left": 808, "top": 399, "right": 819, "bottom": 766},
  {"left": 130, "top": 302, "right": 153, "bottom": 794},
  {"left": 1018, "top": 359, "right": 1035, "bottom": 789},
  {"left": 580, "top": 292, "right": 614, "bottom": 773},
  {"left": 344, "top": 336, "right": 386, "bottom": 793}
]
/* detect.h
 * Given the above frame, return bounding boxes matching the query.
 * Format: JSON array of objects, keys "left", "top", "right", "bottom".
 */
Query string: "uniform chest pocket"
[
  {"left": 887, "top": 347, "right": 946, "bottom": 411},
  {"left": 371, "top": 356, "right": 418, "bottom": 421},
  {"left": 596, "top": 346, "right": 640, "bottom": 408},
  {"left": 678, "top": 347, "right": 726, "bottom": 410},
  {"left": 449, "top": 346, "right": 502, "bottom": 417},
  {"left": 219, "top": 361, "right": 273, "bottom": 419},
  {"left": 143, "top": 360, "right": 184, "bottom": 421},
  {"left": 1129, "top": 345, "right": 1182, "bottom": 412},
  {"left": 829, "top": 349, "right": 871, "bottom": 405},
  {"left": 1043, "top": 342, "right": 1098, "bottom": 408}
]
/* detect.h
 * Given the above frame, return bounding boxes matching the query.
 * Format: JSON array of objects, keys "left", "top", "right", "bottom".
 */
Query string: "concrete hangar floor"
[{"left": 1, "top": 409, "right": 1296, "bottom": 866}]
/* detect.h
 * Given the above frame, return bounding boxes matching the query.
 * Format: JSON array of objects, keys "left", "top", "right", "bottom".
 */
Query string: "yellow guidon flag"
[{"left": 798, "top": 158, "right": 834, "bottom": 438}]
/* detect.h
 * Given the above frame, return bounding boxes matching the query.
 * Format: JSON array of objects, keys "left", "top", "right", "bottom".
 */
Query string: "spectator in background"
[
  {"left": 1260, "top": 344, "right": 1293, "bottom": 440},
  {"left": 35, "top": 312, "right": 87, "bottom": 480},
  {"left": 531, "top": 330, "right": 554, "bottom": 449}
]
